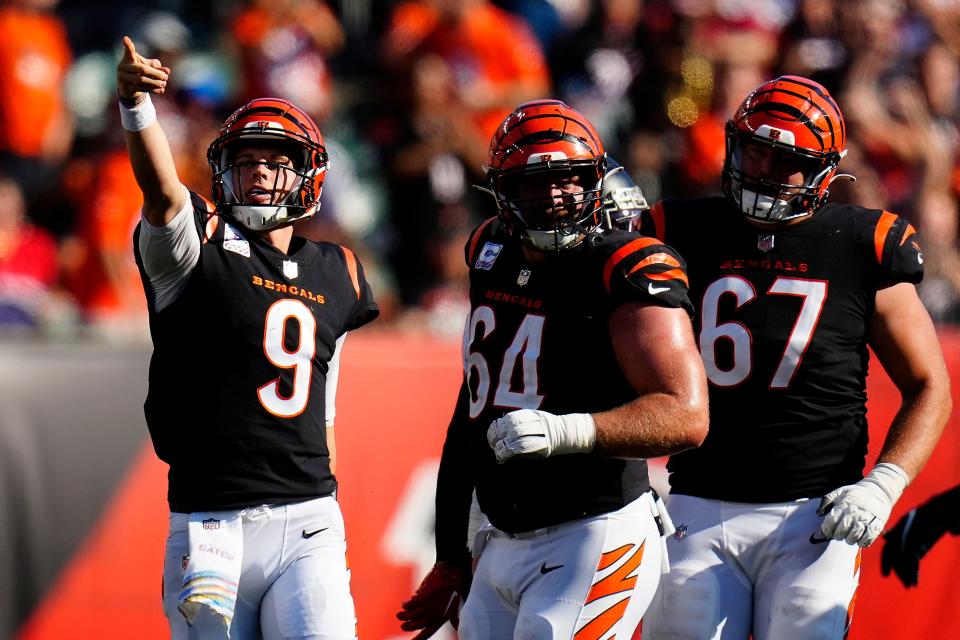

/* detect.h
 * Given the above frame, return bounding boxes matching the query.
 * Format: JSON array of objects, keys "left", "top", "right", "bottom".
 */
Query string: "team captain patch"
[{"left": 475, "top": 242, "right": 503, "bottom": 270}]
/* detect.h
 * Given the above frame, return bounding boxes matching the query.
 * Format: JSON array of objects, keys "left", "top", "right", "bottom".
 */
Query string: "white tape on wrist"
[
  {"left": 867, "top": 462, "right": 910, "bottom": 502},
  {"left": 553, "top": 412, "right": 597, "bottom": 455},
  {"left": 119, "top": 94, "right": 156, "bottom": 132}
]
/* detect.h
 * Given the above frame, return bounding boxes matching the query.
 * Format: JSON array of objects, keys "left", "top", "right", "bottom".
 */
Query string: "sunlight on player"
[{"left": 640, "top": 76, "right": 952, "bottom": 640}]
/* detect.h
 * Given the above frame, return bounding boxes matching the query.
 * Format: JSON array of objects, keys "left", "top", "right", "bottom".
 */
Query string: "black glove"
[{"left": 397, "top": 562, "right": 470, "bottom": 639}]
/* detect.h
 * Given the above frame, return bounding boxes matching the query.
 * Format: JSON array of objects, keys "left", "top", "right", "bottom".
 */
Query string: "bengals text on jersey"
[
  {"left": 134, "top": 191, "right": 378, "bottom": 512},
  {"left": 434, "top": 216, "right": 692, "bottom": 563},
  {"left": 642, "top": 196, "right": 923, "bottom": 502}
]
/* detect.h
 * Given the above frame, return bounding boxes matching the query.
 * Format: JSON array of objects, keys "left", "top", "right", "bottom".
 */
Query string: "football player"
[
  {"left": 118, "top": 37, "right": 377, "bottom": 640},
  {"left": 640, "top": 76, "right": 952, "bottom": 639},
  {"left": 396, "top": 99, "right": 709, "bottom": 639}
]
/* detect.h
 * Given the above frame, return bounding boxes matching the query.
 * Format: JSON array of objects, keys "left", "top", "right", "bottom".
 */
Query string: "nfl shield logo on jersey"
[
  {"left": 757, "top": 235, "right": 775, "bottom": 252},
  {"left": 517, "top": 269, "right": 531, "bottom": 286},
  {"left": 282, "top": 260, "right": 299, "bottom": 279},
  {"left": 674, "top": 524, "right": 688, "bottom": 540},
  {"left": 475, "top": 242, "right": 503, "bottom": 270},
  {"left": 202, "top": 518, "right": 221, "bottom": 530}
]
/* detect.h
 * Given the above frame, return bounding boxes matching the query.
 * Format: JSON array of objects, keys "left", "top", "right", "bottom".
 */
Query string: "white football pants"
[
  {"left": 460, "top": 491, "right": 663, "bottom": 640},
  {"left": 643, "top": 494, "right": 861, "bottom": 640},
  {"left": 162, "top": 495, "right": 357, "bottom": 640}
]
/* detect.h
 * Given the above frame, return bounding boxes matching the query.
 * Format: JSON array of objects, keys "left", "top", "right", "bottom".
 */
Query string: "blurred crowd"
[{"left": 2, "top": 0, "right": 960, "bottom": 342}]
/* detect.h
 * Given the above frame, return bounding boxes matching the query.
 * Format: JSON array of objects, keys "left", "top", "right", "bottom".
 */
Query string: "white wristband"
[
  {"left": 552, "top": 412, "right": 597, "bottom": 455},
  {"left": 866, "top": 462, "right": 910, "bottom": 502},
  {"left": 119, "top": 94, "right": 156, "bottom": 132}
]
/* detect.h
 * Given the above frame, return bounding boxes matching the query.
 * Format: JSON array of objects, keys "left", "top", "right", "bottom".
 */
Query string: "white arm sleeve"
[
  {"left": 137, "top": 184, "right": 200, "bottom": 312},
  {"left": 325, "top": 334, "right": 346, "bottom": 427}
]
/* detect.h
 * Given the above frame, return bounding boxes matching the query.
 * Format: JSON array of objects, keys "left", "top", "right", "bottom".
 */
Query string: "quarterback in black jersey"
[
  {"left": 397, "top": 100, "right": 708, "bottom": 639},
  {"left": 119, "top": 38, "right": 376, "bottom": 640},
  {"left": 640, "top": 77, "right": 952, "bottom": 640}
]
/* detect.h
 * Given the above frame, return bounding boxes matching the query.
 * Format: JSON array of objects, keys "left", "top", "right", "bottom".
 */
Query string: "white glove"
[
  {"left": 487, "top": 409, "right": 596, "bottom": 463},
  {"left": 817, "top": 462, "right": 909, "bottom": 547}
]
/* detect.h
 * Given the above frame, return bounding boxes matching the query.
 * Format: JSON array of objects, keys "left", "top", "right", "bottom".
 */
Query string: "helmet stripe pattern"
[
  {"left": 207, "top": 97, "right": 328, "bottom": 231},
  {"left": 485, "top": 99, "right": 607, "bottom": 251},
  {"left": 723, "top": 75, "right": 847, "bottom": 223}
]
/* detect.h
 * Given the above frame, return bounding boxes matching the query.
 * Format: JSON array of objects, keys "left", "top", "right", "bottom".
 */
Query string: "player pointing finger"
[{"left": 116, "top": 36, "right": 170, "bottom": 102}]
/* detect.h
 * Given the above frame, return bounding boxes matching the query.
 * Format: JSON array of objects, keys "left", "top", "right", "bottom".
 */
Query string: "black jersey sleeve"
[
  {"left": 434, "top": 380, "right": 474, "bottom": 571},
  {"left": 871, "top": 210, "right": 924, "bottom": 288},
  {"left": 339, "top": 246, "right": 379, "bottom": 330},
  {"left": 598, "top": 232, "right": 694, "bottom": 316}
]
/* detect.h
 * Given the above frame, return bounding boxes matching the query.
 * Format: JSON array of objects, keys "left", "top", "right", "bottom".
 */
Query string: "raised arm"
[{"left": 116, "top": 36, "right": 186, "bottom": 226}]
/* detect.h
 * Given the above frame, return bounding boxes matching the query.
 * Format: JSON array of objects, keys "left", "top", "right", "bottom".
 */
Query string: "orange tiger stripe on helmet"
[
  {"left": 487, "top": 99, "right": 604, "bottom": 173},
  {"left": 206, "top": 97, "right": 328, "bottom": 228},
  {"left": 735, "top": 75, "right": 845, "bottom": 155},
  {"left": 485, "top": 99, "right": 608, "bottom": 251},
  {"left": 603, "top": 237, "right": 660, "bottom": 292},
  {"left": 874, "top": 211, "right": 898, "bottom": 265},
  {"left": 723, "top": 75, "right": 846, "bottom": 221}
]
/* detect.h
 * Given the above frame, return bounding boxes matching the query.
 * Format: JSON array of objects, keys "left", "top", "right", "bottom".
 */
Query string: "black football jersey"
[
  {"left": 642, "top": 197, "right": 923, "bottom": 502},
  {"left": 134, "top": 193, "right": 378, "bottom": 512},
  {"left": 435, "top": 217, "right": 692, "bottom": 556}
]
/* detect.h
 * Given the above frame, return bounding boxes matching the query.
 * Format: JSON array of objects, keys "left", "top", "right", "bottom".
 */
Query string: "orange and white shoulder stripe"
[
  {"left": 603, "top": 238, "right": 688, "bottom": 292},
  {"left": 627, "top": 251, "right": 688, "bottom": 286},
  {"left": 339, "top": 246, "right": 361, "bottom": 300}
]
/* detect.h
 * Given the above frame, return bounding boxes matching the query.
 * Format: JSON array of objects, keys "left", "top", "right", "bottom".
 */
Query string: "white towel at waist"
[{"left": 178, "top": 511, "right": 243, "bottom": 633}]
